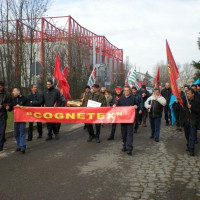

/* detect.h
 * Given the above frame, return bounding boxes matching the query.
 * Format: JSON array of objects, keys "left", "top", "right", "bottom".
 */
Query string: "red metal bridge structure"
[{"left": 0, "top": 16, "right": 123, "bottom": 87}]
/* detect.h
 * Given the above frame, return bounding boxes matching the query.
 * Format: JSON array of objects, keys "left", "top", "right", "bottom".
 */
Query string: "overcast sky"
[{"left": 47, "top": 0, "right": 200, "bottom": 75}]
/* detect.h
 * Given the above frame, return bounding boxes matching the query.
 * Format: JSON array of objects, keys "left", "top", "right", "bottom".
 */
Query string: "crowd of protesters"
[{"left": 0, "top": 79, "right": 200, "bottom": 156}]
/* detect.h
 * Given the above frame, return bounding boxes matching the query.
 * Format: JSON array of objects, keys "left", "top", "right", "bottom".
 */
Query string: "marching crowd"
[{"left": 0, "top": 80, "right": 200, "bottom": 156}]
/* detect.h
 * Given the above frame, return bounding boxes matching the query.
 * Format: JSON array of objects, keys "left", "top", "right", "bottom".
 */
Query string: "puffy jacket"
[
  {"left": 145, "top": 94, "right": 167, "bottom": 118},
  {"left": 43, "top": 86, "right": 62, "bottom": 107},
  {"left": 8, "top": 94, "right": 29, "bottom": 111},
  {"left": 0, "top": 89, "right": 11, "bottom": 113},
  {"left": 27, "top": 92, "right": 43, "bottom": 107},
  {"left": 161, "top": 88, "right": 172, "bottom": 104}
]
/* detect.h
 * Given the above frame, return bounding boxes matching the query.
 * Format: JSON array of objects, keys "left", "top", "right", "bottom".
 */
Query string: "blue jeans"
[
  {"left": 184, "top": 122, "right": 196, "bottom": 153},
  {"left": 149, "top": 117, "right": 161, "bottom": 139},
  {"left": 14, "top": 122, "right": 26, "bottom": 150},
  {"left": 121, "top": 123, "right": 134, "bottom": 151}
]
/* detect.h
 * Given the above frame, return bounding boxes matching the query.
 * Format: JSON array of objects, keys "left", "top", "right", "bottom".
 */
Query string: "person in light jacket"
[{"left": 145, "top": 88, "right": 167, "bottom": 142}]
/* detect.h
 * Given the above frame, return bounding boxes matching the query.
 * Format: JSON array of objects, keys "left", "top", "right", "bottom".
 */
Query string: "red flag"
[
  {"left": 166, "top": 40, "right": 179, "bottom": 80},
  {"left": 53, "top": 53, "right": 64, "bottom": 81},
  {"left": 166, "top": 40, "right": 183, "bottom": 107},
  {"left": 154, "top": 66, "right": 160, "bottom": 88},
  {"left": 53, "top": 54, "right": 72, "bottom": 105}
]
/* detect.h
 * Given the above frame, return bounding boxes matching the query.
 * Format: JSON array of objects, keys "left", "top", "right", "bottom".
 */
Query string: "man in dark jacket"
[
  {"left": 180, "top": 89, "right": 200, "bottom": 156},
  {"left": 43, "top": 80, "right": 63, "bottom": 140},
  {"left": 86, "top": 84, "right": 107, "bottom": 143},
  {"left": 0, "top": 81, "right": 11, "bottom": 151},
  {"left": 27, "top": 84, "right": 43, "bottom": 141},
  {"left": 107, "top": 86, "right": 122, "bottom": 140},
  {"left": 138, "top": 85, "right": 150, "bottom": 127},
  {"left": 115, "top": 86, "right": 138, "bottom": 155},
  {"left": 132, "top": 86, "right": 143, "bottom": 133},
  {"left": 191, "top": 84, "right": 200, "bottom": 143},
  {"left": 172, "top": 87, "right": 185, "bottom": 131},
  {"left": 145, "top": 88, "right": 167, "bottom": 142},
  {"left": 6, "top": 88, "right": 29, "bottom": 153},
  {"left": 161, "top": 83, "right": 172, "bottom": 125}
]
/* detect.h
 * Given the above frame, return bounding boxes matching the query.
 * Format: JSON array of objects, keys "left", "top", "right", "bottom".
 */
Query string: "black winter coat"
[
  {"left": 27, "top": 92, "right": 43, "bottom": 107},
  {"left": 8, "top": 94, "right": 29, "bottom": 111},
  {"left": 43, "top": 87, "right": 62, "bottom": 107},
  {"left": 0, "top": 89, "right": 11, "bottom": 113},
  {"left": 180, "top": 95, "right": 200, "bottom": 127}
]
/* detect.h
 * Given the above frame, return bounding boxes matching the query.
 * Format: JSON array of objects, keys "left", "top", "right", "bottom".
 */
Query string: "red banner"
[{"left": 14, "top": 106, "right": 135, "bottom": 123}]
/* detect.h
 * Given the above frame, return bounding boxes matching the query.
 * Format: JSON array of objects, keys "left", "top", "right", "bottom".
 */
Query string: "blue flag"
[
  {"left": 193, "top": 78, "right": 200, "bottom": 85},
  {"left": 169, "top": 94, "right": 177, "bottom": 125}
]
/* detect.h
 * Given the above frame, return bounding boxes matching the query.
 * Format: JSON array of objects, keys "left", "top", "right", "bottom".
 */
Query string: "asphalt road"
[{"left": 0, "top": 121, "right": 200, "bottom": 200}]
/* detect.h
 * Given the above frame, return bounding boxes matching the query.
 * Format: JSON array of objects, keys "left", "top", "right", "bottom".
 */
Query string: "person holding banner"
[
  {"left": 86, "top": 84, "right": 107, "bottom": 143},
  {"left": 114, "top": 86, "right": 137, "bottom": 156},
  {"left": 43, "top": 80, "right": 63, "bottom": 141},
  {"left": 6, "top": 88, "right": 29, "bottom": 154},
  {"left": 145, "top": 88, "right": 167, "bottom": 142},
  {"left": 107, "top": 86, "right": 123, "bottom": 140},
  {"left": 180, "top": 89, "right": 200, "bottom": 156},
  {"left": 27, "top": 84, "right": 43, "bottom": 141}
]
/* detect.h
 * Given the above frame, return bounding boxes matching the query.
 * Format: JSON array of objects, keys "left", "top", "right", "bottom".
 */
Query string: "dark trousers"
[
  {"left": 46, "top": 123, "right": 58, "bottom": 137},
  {"left": 139, "top": 109, "right": 147, "bottom": 125},
  {"left": 174, "top": 110, "right": 180, "bottom": 127},
  {"left": 110, "top": 123, "right": 117, "bottom": 138},
  {"left": 121, "top": 123, "right": 133, "bottom": 151},
  {"left": 56, "top": 123, "right": 61, "bottom": 134},
  {"left": 149, "top": 117, "right": 161, "bottom": 139},
  {"left": 0, "top": 112, "right": 7, "bottom": 148},
  {"left": 87, "top": 124, "right": 101, "bottom": 139},
  {"left": 184, "top": 122, "right": 196, "bottom": 153},
  {"left": 28, "top": 122, "right": 43, "bottom": 139},
  {"left": 164, "top": 105, "right": 171, "bottom": 124},
  {"left": 134, "top": 111, "right": 139, "bottom": 130}
]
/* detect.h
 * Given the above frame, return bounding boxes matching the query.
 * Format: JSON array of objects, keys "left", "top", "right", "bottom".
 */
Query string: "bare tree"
[
  {"left": 179, "top": 63, "right": 196, "bottom": 85},
  {"left": 153, "top": 61, "right": 170, "bottom": 87},
  {"left": 0, "top": 0, "right": 50, "bottom": 92}
]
